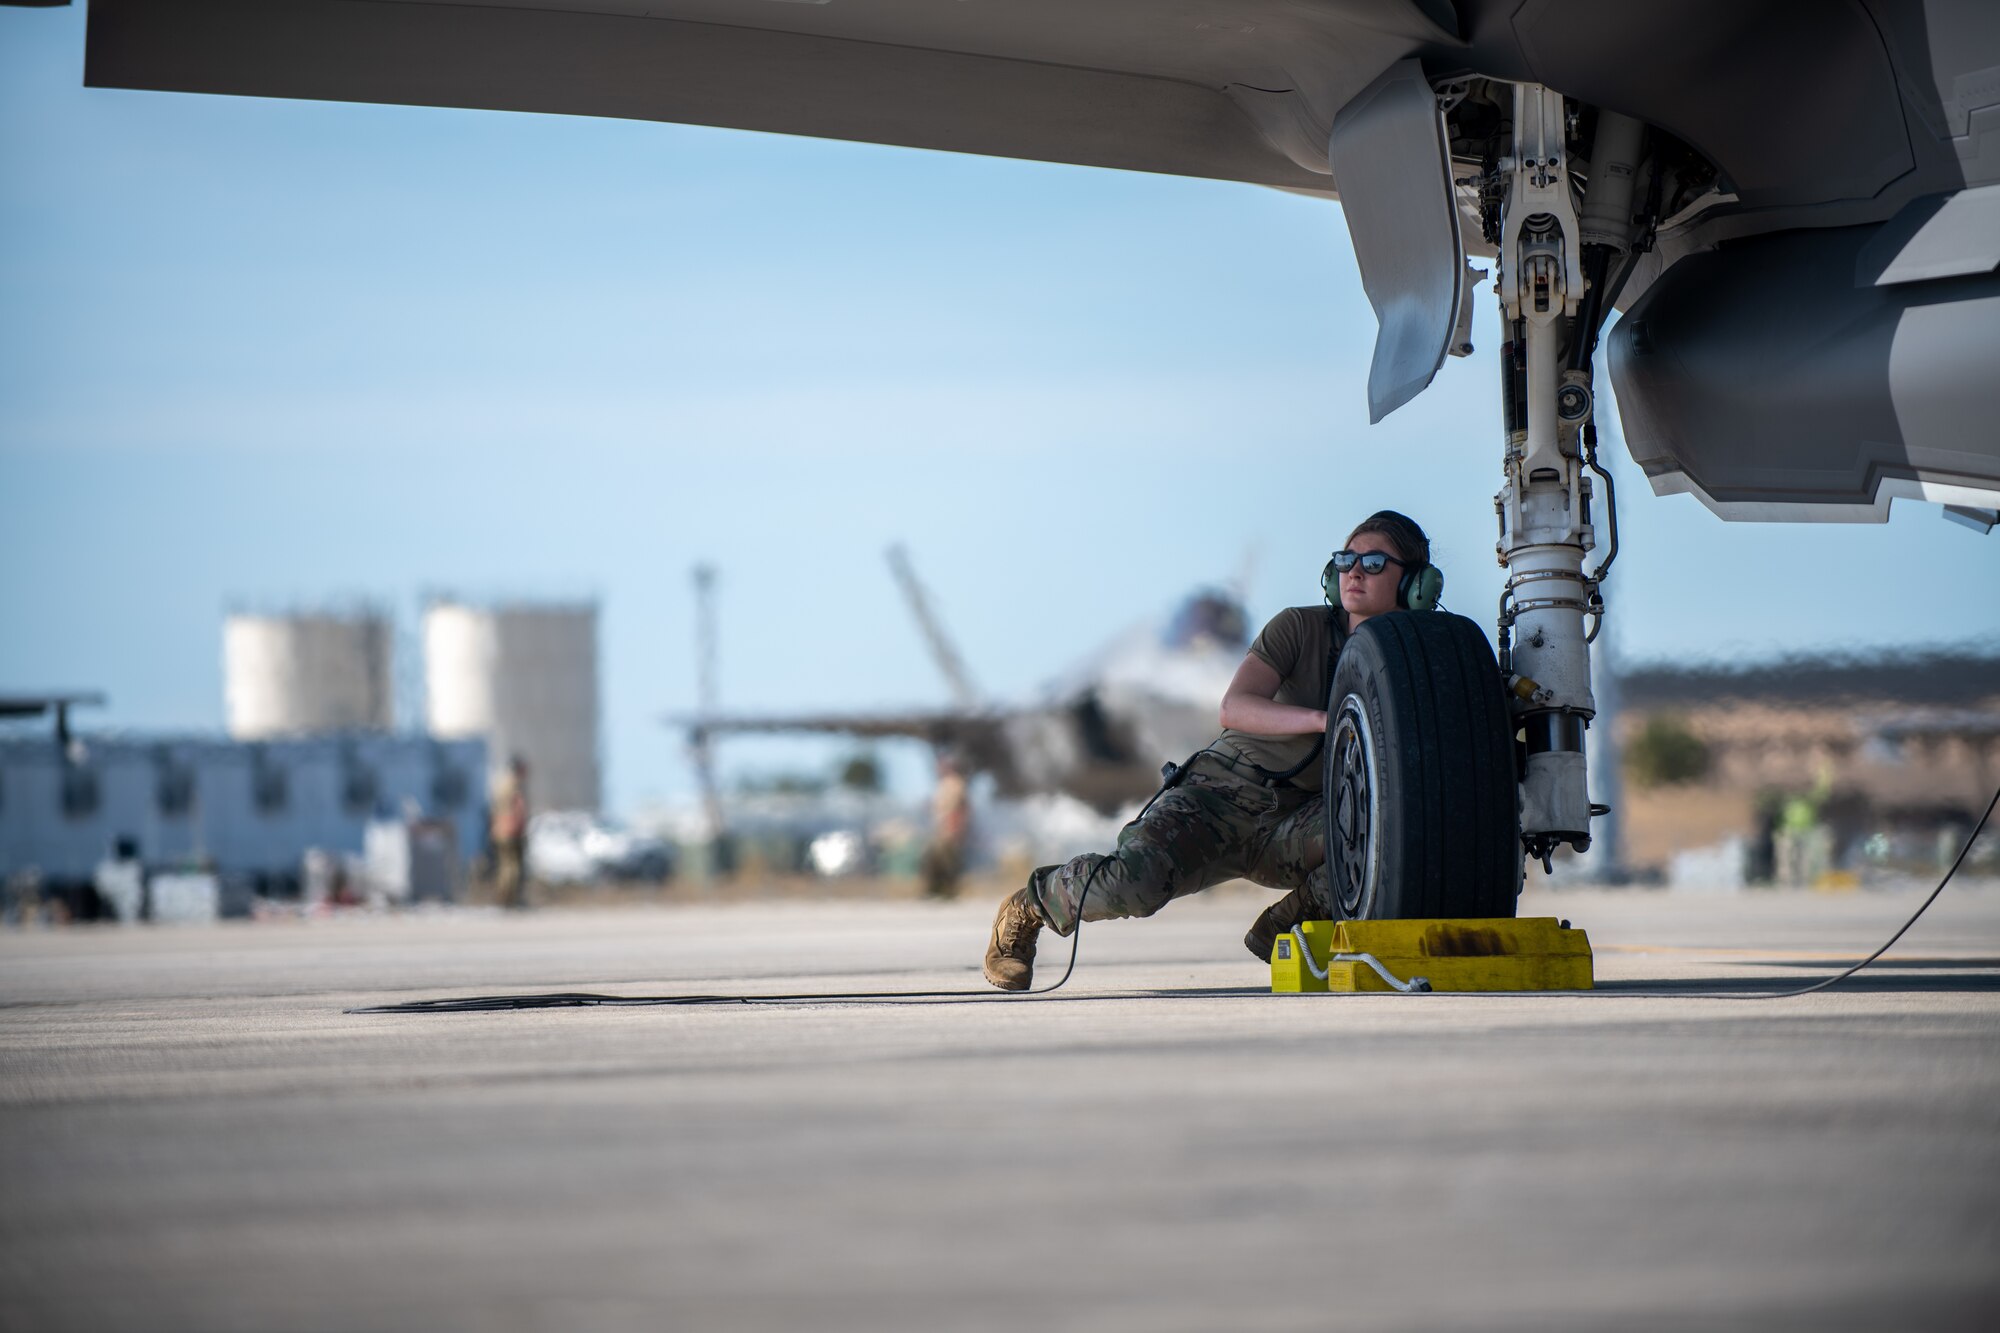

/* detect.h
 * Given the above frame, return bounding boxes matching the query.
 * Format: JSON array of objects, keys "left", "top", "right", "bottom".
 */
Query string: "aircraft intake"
[{"left": 1608, "top": 211, "right": 2000, "bottom": 526}]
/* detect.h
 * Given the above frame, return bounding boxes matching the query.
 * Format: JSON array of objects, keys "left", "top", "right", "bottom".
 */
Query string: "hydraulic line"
[{"left": 1566, "top": 246, "right": 1614, "bottom": 374}]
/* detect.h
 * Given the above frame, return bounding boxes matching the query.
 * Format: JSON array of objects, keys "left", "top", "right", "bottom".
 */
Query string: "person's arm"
[{"left": 1218, "top": 653, "right": 1327, "bottom": 737}]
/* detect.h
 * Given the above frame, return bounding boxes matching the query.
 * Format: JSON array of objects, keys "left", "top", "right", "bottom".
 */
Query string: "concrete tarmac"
[{"left": 3, "top": 884, "right": 1998, "bottom": 1332}]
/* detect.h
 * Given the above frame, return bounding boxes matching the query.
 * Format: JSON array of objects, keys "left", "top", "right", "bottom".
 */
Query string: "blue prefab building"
[{"left": 0, "top": 731, "right": 488, "bottom": 892}]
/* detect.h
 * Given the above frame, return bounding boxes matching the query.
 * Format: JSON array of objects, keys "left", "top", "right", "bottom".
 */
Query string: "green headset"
[{"left": 1320, "top": 510, "right": 1445, "bottom": 612}]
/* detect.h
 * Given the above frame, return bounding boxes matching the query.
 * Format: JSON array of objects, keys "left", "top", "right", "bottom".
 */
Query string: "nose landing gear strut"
[{"left": 1492, "top": 86, "right": 1644, "bottom": 872}]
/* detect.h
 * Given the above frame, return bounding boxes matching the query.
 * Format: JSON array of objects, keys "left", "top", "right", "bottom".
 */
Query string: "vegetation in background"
[
  {"left": 734, "top": 749, "right": 886, "bottom": 797},
  {"left": 1624, "top": 714, "right": 1711, "bottom": 788},
  {"left": 837, "top": 751, "right": 884, "bottom": 793}
]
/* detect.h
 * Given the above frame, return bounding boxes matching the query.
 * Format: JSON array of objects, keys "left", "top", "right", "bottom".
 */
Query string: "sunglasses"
[{"left": 1330, "top": 549, "right": 1409, "bottom": 576}]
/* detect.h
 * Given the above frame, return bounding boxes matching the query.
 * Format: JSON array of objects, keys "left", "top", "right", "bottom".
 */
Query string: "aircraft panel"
[
  {"left": 1328, "top": 58, "right": 1468, "bottom": 423},
  {"left": 1511, "top": 0, "right": 1918, "bottom": 210},
  {"left": 82, "top": 0, "right": 1410, "bottom": 192},
  {"left": 1609, "top": 221, "right": 2000, "bottom": 521}
]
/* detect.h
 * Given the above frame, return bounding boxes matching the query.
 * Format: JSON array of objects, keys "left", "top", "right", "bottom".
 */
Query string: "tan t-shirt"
[{"left": 1215, "top": 605, "right": 1346, "bottom": 792}]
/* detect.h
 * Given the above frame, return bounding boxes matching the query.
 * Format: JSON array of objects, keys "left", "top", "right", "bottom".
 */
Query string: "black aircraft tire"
[{"left": 1321, "top": 611, "right": 1520, "bottom": 920}]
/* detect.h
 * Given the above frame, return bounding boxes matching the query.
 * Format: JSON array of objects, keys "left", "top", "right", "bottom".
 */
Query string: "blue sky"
[{"left": 3, "top": 3, "right": 1994, "bottom": 814}]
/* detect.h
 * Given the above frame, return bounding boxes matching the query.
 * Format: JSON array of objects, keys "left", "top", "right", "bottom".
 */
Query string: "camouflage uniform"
[
  {"left": 1027, "top": 752, "right": 1327, "bottom": 936},
  {"left": 489, "top": 764, "right": 530, "bottom": 911}
]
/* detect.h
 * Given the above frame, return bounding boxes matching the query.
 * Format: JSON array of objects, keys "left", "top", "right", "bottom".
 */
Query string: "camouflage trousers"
[
  {"left": 1027, "top": 754, "right": 1327, "bottom": 936},
  {"left": 920, "top": 836, "right": 966, "bottom": 901},
  {"left": 494, "top": 840, "right": 527, "bottom": 911}
]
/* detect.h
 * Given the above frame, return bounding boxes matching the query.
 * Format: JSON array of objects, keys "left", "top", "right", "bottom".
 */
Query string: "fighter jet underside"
[{"left": 71, "top": 0, "right": 2000, "bottom": 525}]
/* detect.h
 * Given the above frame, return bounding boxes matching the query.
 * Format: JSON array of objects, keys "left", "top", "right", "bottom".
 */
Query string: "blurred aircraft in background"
[{"left": 671, "top": 549, "right": 1253, "bottom": 814}]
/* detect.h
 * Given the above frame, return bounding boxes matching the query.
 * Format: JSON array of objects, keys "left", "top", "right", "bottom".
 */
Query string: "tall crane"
[{"left": 884, "top": 544, "right": 978, "bottom": 709}]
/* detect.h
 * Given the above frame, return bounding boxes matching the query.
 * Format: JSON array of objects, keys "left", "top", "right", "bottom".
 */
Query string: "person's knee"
[{"left": 1045, "top": 845, "right": 1176, "bottom": 927}]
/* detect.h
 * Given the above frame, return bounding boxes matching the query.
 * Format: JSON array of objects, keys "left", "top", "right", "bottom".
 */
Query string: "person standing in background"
[
  {"left": 490, "top": 756, "right": 530, "bottom": 910},
  {"left": 920, "top": 753, "right": 972, "bottom": 900}
]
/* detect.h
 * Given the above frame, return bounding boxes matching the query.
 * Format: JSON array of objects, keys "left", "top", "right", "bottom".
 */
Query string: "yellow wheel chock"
[{"left": 1270, "top": 917, "right": 1593, "bottom": 993}]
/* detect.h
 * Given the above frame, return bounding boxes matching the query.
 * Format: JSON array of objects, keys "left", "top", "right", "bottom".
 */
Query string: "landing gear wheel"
[{"left": 1322, "top": 612, "right": 1521, "bottom": 920}]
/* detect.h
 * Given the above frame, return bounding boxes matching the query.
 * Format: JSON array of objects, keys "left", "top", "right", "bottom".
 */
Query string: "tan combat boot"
[
  {"left": 983, "top": 887, "right": 1044, "bottom": 991},
  {"left": 1243, "top": 887, "right": 1317, "bottom": 962}
]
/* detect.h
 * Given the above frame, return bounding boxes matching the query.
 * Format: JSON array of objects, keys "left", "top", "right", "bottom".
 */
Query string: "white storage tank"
[
  {"left": 223, "top": 610, "right": 393, "bottom": 739},
  {"left": 423, "top": 599, "right": 601, "bottom": 814}
]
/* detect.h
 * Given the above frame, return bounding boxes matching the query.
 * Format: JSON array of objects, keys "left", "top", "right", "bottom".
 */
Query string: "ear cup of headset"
[
  {"left": 1321, "top": 557, "right": 1341, "bottom": 607},
  {"left": 1399, "top": 564, "right": 1445, "bottom": 611}
]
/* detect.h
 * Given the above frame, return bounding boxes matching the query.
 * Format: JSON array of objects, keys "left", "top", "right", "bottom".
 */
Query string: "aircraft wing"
[
  {"left": 666, "top": 703, "right": 1167, "bottom": 811},
  {"left": 78, "top": 0, "right": 1396, "bottom": 194},
  {"left": 73, "top": 1, "right": 2000, "bottom": 523},
  {"left": 670, "top": 706, "right": 1040, "bottom": 793},
  {"left": 73, "top": 1, "right": 1982, "bottom": 221},
  {"left": 673, "top": 708, "right": 1004, "bottom": 750}
]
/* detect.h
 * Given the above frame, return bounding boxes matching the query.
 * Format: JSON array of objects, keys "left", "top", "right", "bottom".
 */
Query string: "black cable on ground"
[
  {"left": 346, "top": 826, "right": 1115, "bottom": 1014},
  {"left": 350, "top": 781, "right": 1999, "bottom": 1014},
  {"left": 346, "top": 890, "right": 1096, "bottom": 1013},
  {"left": 1703, "top": 779, "right": 1998, "bottom": 1001},
  {"left": 349, "top": 752, "right": 1226, "bottom": 1014}
]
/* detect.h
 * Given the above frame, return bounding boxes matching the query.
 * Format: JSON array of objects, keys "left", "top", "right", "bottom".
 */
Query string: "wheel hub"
[{"left": 1330, "top": 703, "right": 1374, "bottom": 917}]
